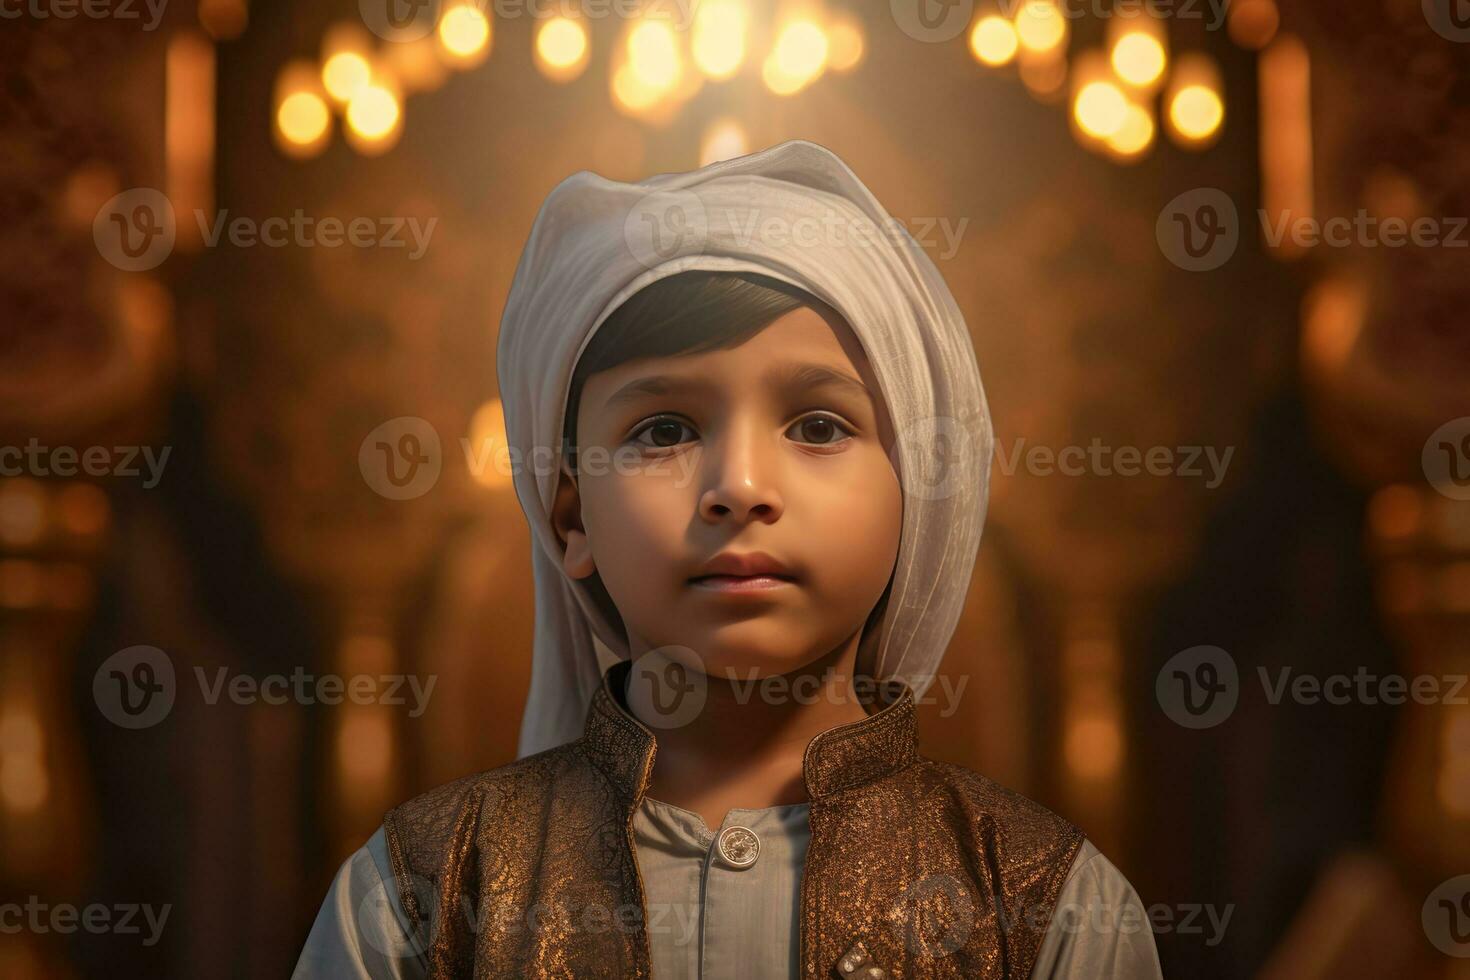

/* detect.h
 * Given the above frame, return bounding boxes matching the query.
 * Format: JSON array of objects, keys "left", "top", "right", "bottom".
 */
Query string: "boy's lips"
[{"left": 687, "top": 551, "right": 797, "bottom": 593}]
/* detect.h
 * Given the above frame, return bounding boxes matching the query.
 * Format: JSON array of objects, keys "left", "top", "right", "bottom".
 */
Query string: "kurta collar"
[{"left": 580, "top": 657, "right": 919, "bottom": 809}]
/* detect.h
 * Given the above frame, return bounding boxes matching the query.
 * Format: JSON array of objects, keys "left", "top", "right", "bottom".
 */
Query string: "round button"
[{"left": 716, "top": 825, "right": 760, "bottom": 869}]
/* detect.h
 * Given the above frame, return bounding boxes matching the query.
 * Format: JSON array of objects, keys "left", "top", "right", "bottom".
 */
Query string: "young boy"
[{"left": 294, "top": 141, "right": 1163, "bottom": 979}]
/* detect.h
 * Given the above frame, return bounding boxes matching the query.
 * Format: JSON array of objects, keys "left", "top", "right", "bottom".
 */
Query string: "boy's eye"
[
  {"left": 632, "top": 417, "right": 696, "bottom": 448},
  {"left": 788, "top": 414, "right": 851, "bottom": 446}
]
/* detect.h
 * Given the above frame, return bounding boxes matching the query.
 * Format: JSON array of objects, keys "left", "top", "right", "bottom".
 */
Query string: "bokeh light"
[
  {"left": 763, "top": 19, "right": 828, "bottom": 96},
  {"left": 1111, "top": 32, "right": 1165, "bottom": 87},
  {"left": 1074, "top": 80, "right": 1128, "bottom": 139},
  {"left": 1166, "top": 54, "right": 1225, "bottom": 146},
  {"left": 692, "top": 0, "right": 746, "bottom": 79},
  {"left": 628, "top": 19, "right": 682, "bottom": 91},
  {"left": 438, "top": 2, "right": 492, "bottom": 68},
  {"left": 1014, "top": 0, "right": 1067, "bottom": 56},
  {"left": 700, "top": 118, "right": 749, "bottom": 165},
  {"left": 345, "top": 78, "right": 402, "bottom": 154},
  {"left": 1105, "top": 101, "right": 1155, "bottom": 159},
  {"left": 321, "top": 23, "right": 374, "bottom": 104},
  {"left": 273, "top": 59, "right": 331, "bottom": 158},
  {"left": 971, "top": 15, "right": 1019, "bottom": 67},
  {"left": 535, "top": 16, "right": 589, "bottom": 82},
  {"left": 827, "top": 12, "right": 865, "bottom": 73}
]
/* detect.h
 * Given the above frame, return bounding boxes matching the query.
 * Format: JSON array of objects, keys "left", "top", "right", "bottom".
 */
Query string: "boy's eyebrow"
[
  {"left": 601, "top": 375, "right": 702, "bottom": 408},
  {"left": 769, "top": 363, "right": 873, "bottom": 401}
]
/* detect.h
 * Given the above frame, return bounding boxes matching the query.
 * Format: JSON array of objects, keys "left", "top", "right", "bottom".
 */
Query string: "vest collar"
[{"left": 580, "top": 657, "right": 919, "bottom": 808}]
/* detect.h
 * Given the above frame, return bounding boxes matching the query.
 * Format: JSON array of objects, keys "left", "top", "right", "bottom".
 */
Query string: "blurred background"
[{"left": 3, "top": 0, "right": 1469, "bottom": 976}]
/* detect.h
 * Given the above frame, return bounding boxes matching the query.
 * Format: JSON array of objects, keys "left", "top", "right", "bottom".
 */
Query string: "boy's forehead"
[{"left": 583, "top": 305, "right": 875, "bottom": 387}]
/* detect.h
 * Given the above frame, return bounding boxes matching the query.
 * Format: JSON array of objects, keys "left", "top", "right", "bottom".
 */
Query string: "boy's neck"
[{"left": 625, "top": 635, "right": 874, "bottom": 832}]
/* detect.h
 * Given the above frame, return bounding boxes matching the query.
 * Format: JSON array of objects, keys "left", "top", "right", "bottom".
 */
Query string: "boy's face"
[{"left": 552, "top": 305, "right": 902, "bottom": 681}]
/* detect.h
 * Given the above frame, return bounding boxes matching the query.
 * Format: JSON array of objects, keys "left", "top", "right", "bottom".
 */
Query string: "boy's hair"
[{"left": 562, "top": 270, "right": 821, "bottom": 461}]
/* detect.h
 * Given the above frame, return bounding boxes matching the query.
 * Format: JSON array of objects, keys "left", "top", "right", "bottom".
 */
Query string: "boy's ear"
[{"left": 551, "top": 462, "right": 597, "bottom": 580}]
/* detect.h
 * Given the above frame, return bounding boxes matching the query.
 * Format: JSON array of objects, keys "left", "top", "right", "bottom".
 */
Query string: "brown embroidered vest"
[{"left": 383, "top": 661, "right": 1084, "bottom": 978}]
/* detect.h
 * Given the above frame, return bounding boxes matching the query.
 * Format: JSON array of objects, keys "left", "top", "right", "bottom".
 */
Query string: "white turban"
[{"left": 499, "top": 139, "right": 993, "bottom": 759}]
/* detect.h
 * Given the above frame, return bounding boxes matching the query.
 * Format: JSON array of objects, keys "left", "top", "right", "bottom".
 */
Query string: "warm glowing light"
[
  {"left": 612, "top": 64, "right": 660, "bottom": 111},
  {"left": 827, "top": 13, "right": 865, "bottom": 72},
  {"left": 0, "top": 757, "right": 47, "bottom": 813},
  {"left": 345, "top": 81, "right": 402, "bottom": 154},
  {"left": 628, "top": 19, "right": 682, "bottom": 90},
  {"left": 337, "top": 710, "right": 393, "bottom": 784},
  {"left": 763, "top": 19, "right": 828, "bottom": 95},
  {"left": 1105, "top": 101, "right": 1155, "bottom": 157},
  {"left": 1111, "top": 32, "right": 1165, "bottom": 87},
  {"left": 1228, "top": 0, "right": 1279, "bottom": 50},
  {"left": 970, "top": 15, "right": 1018, "bottom": 66},
  {"left": 0, "top": 707, "right": 46, "bottom": 814},
  {"left": 1019, "top": 51, "right": 1067, "bottom": 101},
  {"left": 197, "top": 0, "right": 246, "bottom": 40},
  {"left": 278, "top": 92, "right": 329, "bottom": 147},
  {"left": 383, "top": 35, "right": 449, "bottom": 92},
  {"left": 467, "top": 399, "right": 513, "bottom": 489},
  {"left": 1014, "top": 1, "right": 1066, "bottom": 55},
  {"left": 438, "top": 3, "right": 491, "bottom": 66},
  {"left": 1166, "top": 53, "right": 1225, "bottom": 146},
  {"left": 1259, "top": 34, "right": 1312, "bottom": 255},
  {"left": 273, "top": 60, "right": 331, "bottom": 159},
  {"left": 0, "top": 480, "right": 45, "bottom": 547},
  {"left": 535, "top": 16, "right": 589, "bottom": 81},
  {"left": 1073, "top": 80, "right": 1128, "bottom": 138},
  {"left": 1170, "top": 84, "right": 1223, "bottom": 140},
  {"left": 1064, "top": 711, "right": 1123, "bottom": 781},
  {"left": 700, "top": 118, "right": 748, "bottom": 165},
  {"left": 692, "top": 0, "right": 746, "bottom": 79},
  {"left": 322, "top": 50, "right": 371, "bottom": 103}
]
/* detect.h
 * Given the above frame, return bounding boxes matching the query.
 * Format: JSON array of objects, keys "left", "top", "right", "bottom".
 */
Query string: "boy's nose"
[{"left": 697, "top": 434, "right": 784, "bottom": 526}]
